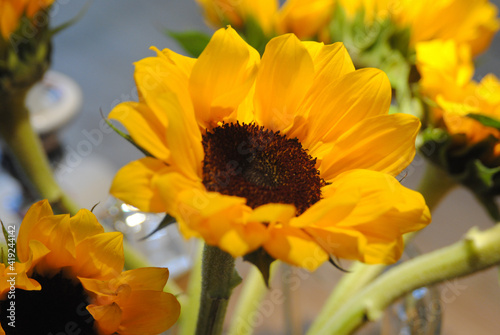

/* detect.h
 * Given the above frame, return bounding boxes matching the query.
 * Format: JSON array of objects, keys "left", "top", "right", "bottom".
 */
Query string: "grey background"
[{"left": 14, "top": 0, "right": 500, "bottom": 334}]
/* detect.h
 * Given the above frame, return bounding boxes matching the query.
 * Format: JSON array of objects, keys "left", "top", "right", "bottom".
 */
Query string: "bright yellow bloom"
[
  {"left": 196, "top": 0, "right": 278, "bottom": 34},
  {"left": 275, "top": 0, "right": 334, "bottom": 39},
  {"left": 416, "top": 39, "right": 500, "bottom": 161},
  {"left": 110, "top": 27, "right": 430, "bottom": 271},
  {"left": 0, "top": 200, "right": 180, "bottom": 334},
  {"left": 337, "top": 0, "right": 395, "bottom": 23},
  {"left": 0, "top": 0, "right": 54, "bottom": 39}
]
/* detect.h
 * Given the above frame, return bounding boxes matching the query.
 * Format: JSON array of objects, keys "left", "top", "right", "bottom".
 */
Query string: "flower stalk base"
[{"left": 196, "top": 244, "right": 241, "bottom": 335}]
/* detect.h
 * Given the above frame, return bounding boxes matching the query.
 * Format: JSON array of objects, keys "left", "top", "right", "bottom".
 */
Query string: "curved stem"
[
  {"left": 313, "top": 223, "right": 500, "bottom": 334},
  {"left": 306, "top": 160, "right": 457, "bottom": 334},
  {"left": 0, "top": 90, "right": 79, "bottom": 215},
  {"left": 196, "top": 244, "right": 240, "bottom": 335}
]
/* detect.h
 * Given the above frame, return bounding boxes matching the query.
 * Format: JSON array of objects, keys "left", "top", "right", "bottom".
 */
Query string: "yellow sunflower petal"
[
  {"left": 110, "top": 157, "right": 170, "bottom": 213},
  {"left": 88, "top": 303, "right": 122, "bottom": 335},
  {"left": 69, "top": 209, "right": 105, "bottom": 244},
  {"left": 254, "top": 33, "right": 315, "bottom": 132},
  {"left": 276, "top": 0, "right": 334, "bottom": 39},
  {"left": 264, "top": 226, "right": 328, "bottom": 271},
  {"left": 302, "top": 68, "right": 391, "bottom": 147},
  {"left": 189, "top": 26, "right": 260, "bottom": 128},
  {"left": 248, "top": 203, "right": 296, "bottom": 223},
  {"left": 73, "top": 232, "right": 124, "bottom": 280},
  {"left": 174, "top": 190, "right": 266, "bottom": 256},
  {"left": 109, "top": 102, "right": 170, "bottom": 162},
  {"left": 17, "top": 199, "right": 53, "bottom": 262},
  {"left": 304, "top": 169, "right": 430, "bottom": 264},
  {"left": 320, "top": 113, "right": 420, "bottom": 179},
  {"left": 114, "top": 268, "right": 169, "bottom": 291},
  {"left": 117, "top": 291, "right": 181, "bottom": 335}
]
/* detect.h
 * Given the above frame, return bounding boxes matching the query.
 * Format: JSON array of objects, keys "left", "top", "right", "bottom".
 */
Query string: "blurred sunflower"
[
  {"left": 0, "top": 200, "right": 180, "bottom": 335},
  {"left": 0, "top": 0, "right": 54, "bottom": 39},
  {"left": 195, "top": 0, "right": 277, "bottom": 35},
  {"left": 110, "top": 26, "right": 430, "bottom": 271},
  {"left": 416, "top": 39, "right": 500, "bottom": 163}
]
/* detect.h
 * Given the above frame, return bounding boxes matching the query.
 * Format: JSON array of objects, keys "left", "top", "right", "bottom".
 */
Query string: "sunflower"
[
  {"left": 0, "top": 0, "right": 54, "bottom": 39},
  {"left": 195, "top": 0, "right": 277, "bottom": 35},
  {"left": 275, "top": 0, "right": 334, "bottom": 39},
  {"left": 110, "top": 26, "right": 430, "bottom": 271},
  {"left": 0, "top": 200, "right": 180, "bottom": 335},
  {"left": 416, "top": 39, "right": 500, "bottom": 162}
]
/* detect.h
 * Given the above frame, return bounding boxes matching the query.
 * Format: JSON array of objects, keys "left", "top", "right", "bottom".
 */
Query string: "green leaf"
[
  {"left": 139, "top": 214, "right": 176, "bottom": 241},
  {"left": 50, "top": 1, "right": 92, "bottom": 36},
  {"left": 242, "top": 16, "right": 270, "bottom": 56},
  {"left": 466, "top": 113, "right": 500, "bottom": 130},
  {"left": 243, "top": 248, "right": 276, "bottom": 287},
  {"left": 167, "top": 30, "right": 212, "bottom": 58}
]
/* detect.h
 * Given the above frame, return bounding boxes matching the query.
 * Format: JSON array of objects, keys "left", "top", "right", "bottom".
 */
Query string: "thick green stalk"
[
  {"left": 312, "top": 223, "right": 500, "bottom": 334},
  {"left": 307, "top": 161, "right": 457, "bottom": 334},
  {"left": 196, "top": 244, "right": 240, "bottom": 335},
  {"left": 0, "top": 90, "right": 79, "bottom": 214}
]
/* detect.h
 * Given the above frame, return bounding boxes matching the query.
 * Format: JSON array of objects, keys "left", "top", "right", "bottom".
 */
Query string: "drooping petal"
[
  {"left": 109, "top": 102, "right": 170, "bottom": 162},
  {"left": 189, "top": 26, "right": 260, "bottom": 128},
  {"left": 69, "top": 209, "right": 105, "bottom": 245},
  {"left": 117, "top": 291, "right": 181, "bottom": 335},
  {"left": 110, "top": 157, "right": 171, "bottom": 213},
  {"left": 263, "top": 226, "right": 329, "bottom": 271},
  {"left": 320, "top": 113, "right": 420, "bottom": 179},
  {"left": 254, "top": 33, "right": 315, "bottom": 132},
  {"left": 114, "top": 268, "right": 169, "bottom": 291}
]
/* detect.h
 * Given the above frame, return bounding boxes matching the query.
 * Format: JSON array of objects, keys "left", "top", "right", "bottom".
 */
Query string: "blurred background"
[{"left": 1, "top": 0, "right": 500, "bottom": 334}]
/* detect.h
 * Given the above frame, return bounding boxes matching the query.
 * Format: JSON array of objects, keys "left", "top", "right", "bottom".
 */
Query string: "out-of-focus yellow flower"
[
  {"left": 416, "top": 39, "right": 500, "bottom": 160},
  {"left": 394, "top": 0, "right": 499, "bottom": 55},
  {"left": 109, "top": 27, "right": 430, "bottom": 271},
  {"left": 337, "top": 0, "right": 394, "bottom": 23},
  {"left": 275, "top": 0, "right": 334, "bottom": 39},
  {"left": 0, "top": 200, "right": 180, "bottom": 335},
  {"left": 0, "top": 0, "right": 54, "bottom": 39},
  {"left": 196, "top": 0, "right": 278, "bottom": 34}
]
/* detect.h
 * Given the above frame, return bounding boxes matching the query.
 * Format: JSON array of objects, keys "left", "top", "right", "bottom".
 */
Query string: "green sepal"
[
  {"left": 419, "top": 127, "right": 500, "bottom": 221},
  {"left": 49, "top": 1, "right": 91, "bottom": 37},
  {"left": 243, "top": 247, "right": 276, "bottom": 287},
  {"left": 230, "top": 268, "right": 243, "bottom": 291},
  {"left": 139, "top": 214, "right": 176, "bottom": 241},
  {"left": 101, "top": 111, "right": 155, "bottom": 158},
  {"left": 167, "top": 30, "right": 212, "bottom": 58},
  {"left": 0, "top": 220, "right": 18, "bottom": 264},
  {"left": 466, "top": 114, "right": 500, "bottom": 130}
]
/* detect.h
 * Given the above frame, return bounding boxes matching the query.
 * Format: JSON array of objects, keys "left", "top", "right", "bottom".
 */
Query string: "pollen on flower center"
[
  {"left": 0, "top": 271, "right": 96, "bottom": 335},
  {"left": 202, "top": 122, "right": 326, "bottom": 214}
]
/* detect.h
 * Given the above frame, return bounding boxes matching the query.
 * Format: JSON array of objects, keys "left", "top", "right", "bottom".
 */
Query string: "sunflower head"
[
  {"left": 0, "top": 200, "right": 180, "bottom": 335},
  {"left": 416, "top": 39, "right": 500, "bottom": 220},
  {"left": 0, "top": 0, "right": 54, "bottom": 95},
  {"left": 109, "top": 26, "right": 430, "bottom": 274}
]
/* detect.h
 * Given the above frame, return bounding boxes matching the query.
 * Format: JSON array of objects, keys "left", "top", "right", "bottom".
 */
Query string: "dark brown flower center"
[
  {"left": 0, "top": 271, "right": 96, "bottom": 335},
  {"left": 202, "top": 122, "right": 325, "bottom": 215}
]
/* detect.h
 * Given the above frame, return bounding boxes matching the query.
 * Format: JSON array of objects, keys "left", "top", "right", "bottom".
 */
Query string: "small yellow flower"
[
  {"left": 110, "top": 27, "right": 430, "bottom": 271},
  {"left": 0, "top": 200, "right": 180, "bottom": 335},
  {"left": 0, "top": 0, "right": 54, "bottom": 39},
  {"left": 417, "top": 39, "right": 500, "bottom": 162},
  {"left": 196, "top": 0, "right": 278, "bottom": 34}
]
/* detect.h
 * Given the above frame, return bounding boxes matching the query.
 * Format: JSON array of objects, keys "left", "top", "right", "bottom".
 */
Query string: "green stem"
[
  {"left": 179, "top": 241, "right": 204, "bottom": 335},
  {"left": 0, "top": 90, "right": 79, "bottom": 215},
  {"left": 228, "top": 264, "right": 274, "bottom": 335},
  {"left": 306, "top": 161, "right": 457, "bottom": 334},
  {"left": 196, "top": 244, "right": 240, "bottom": 335},
  {"left": 313, "top": 223, "right": 500, "bottom": 335}
]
